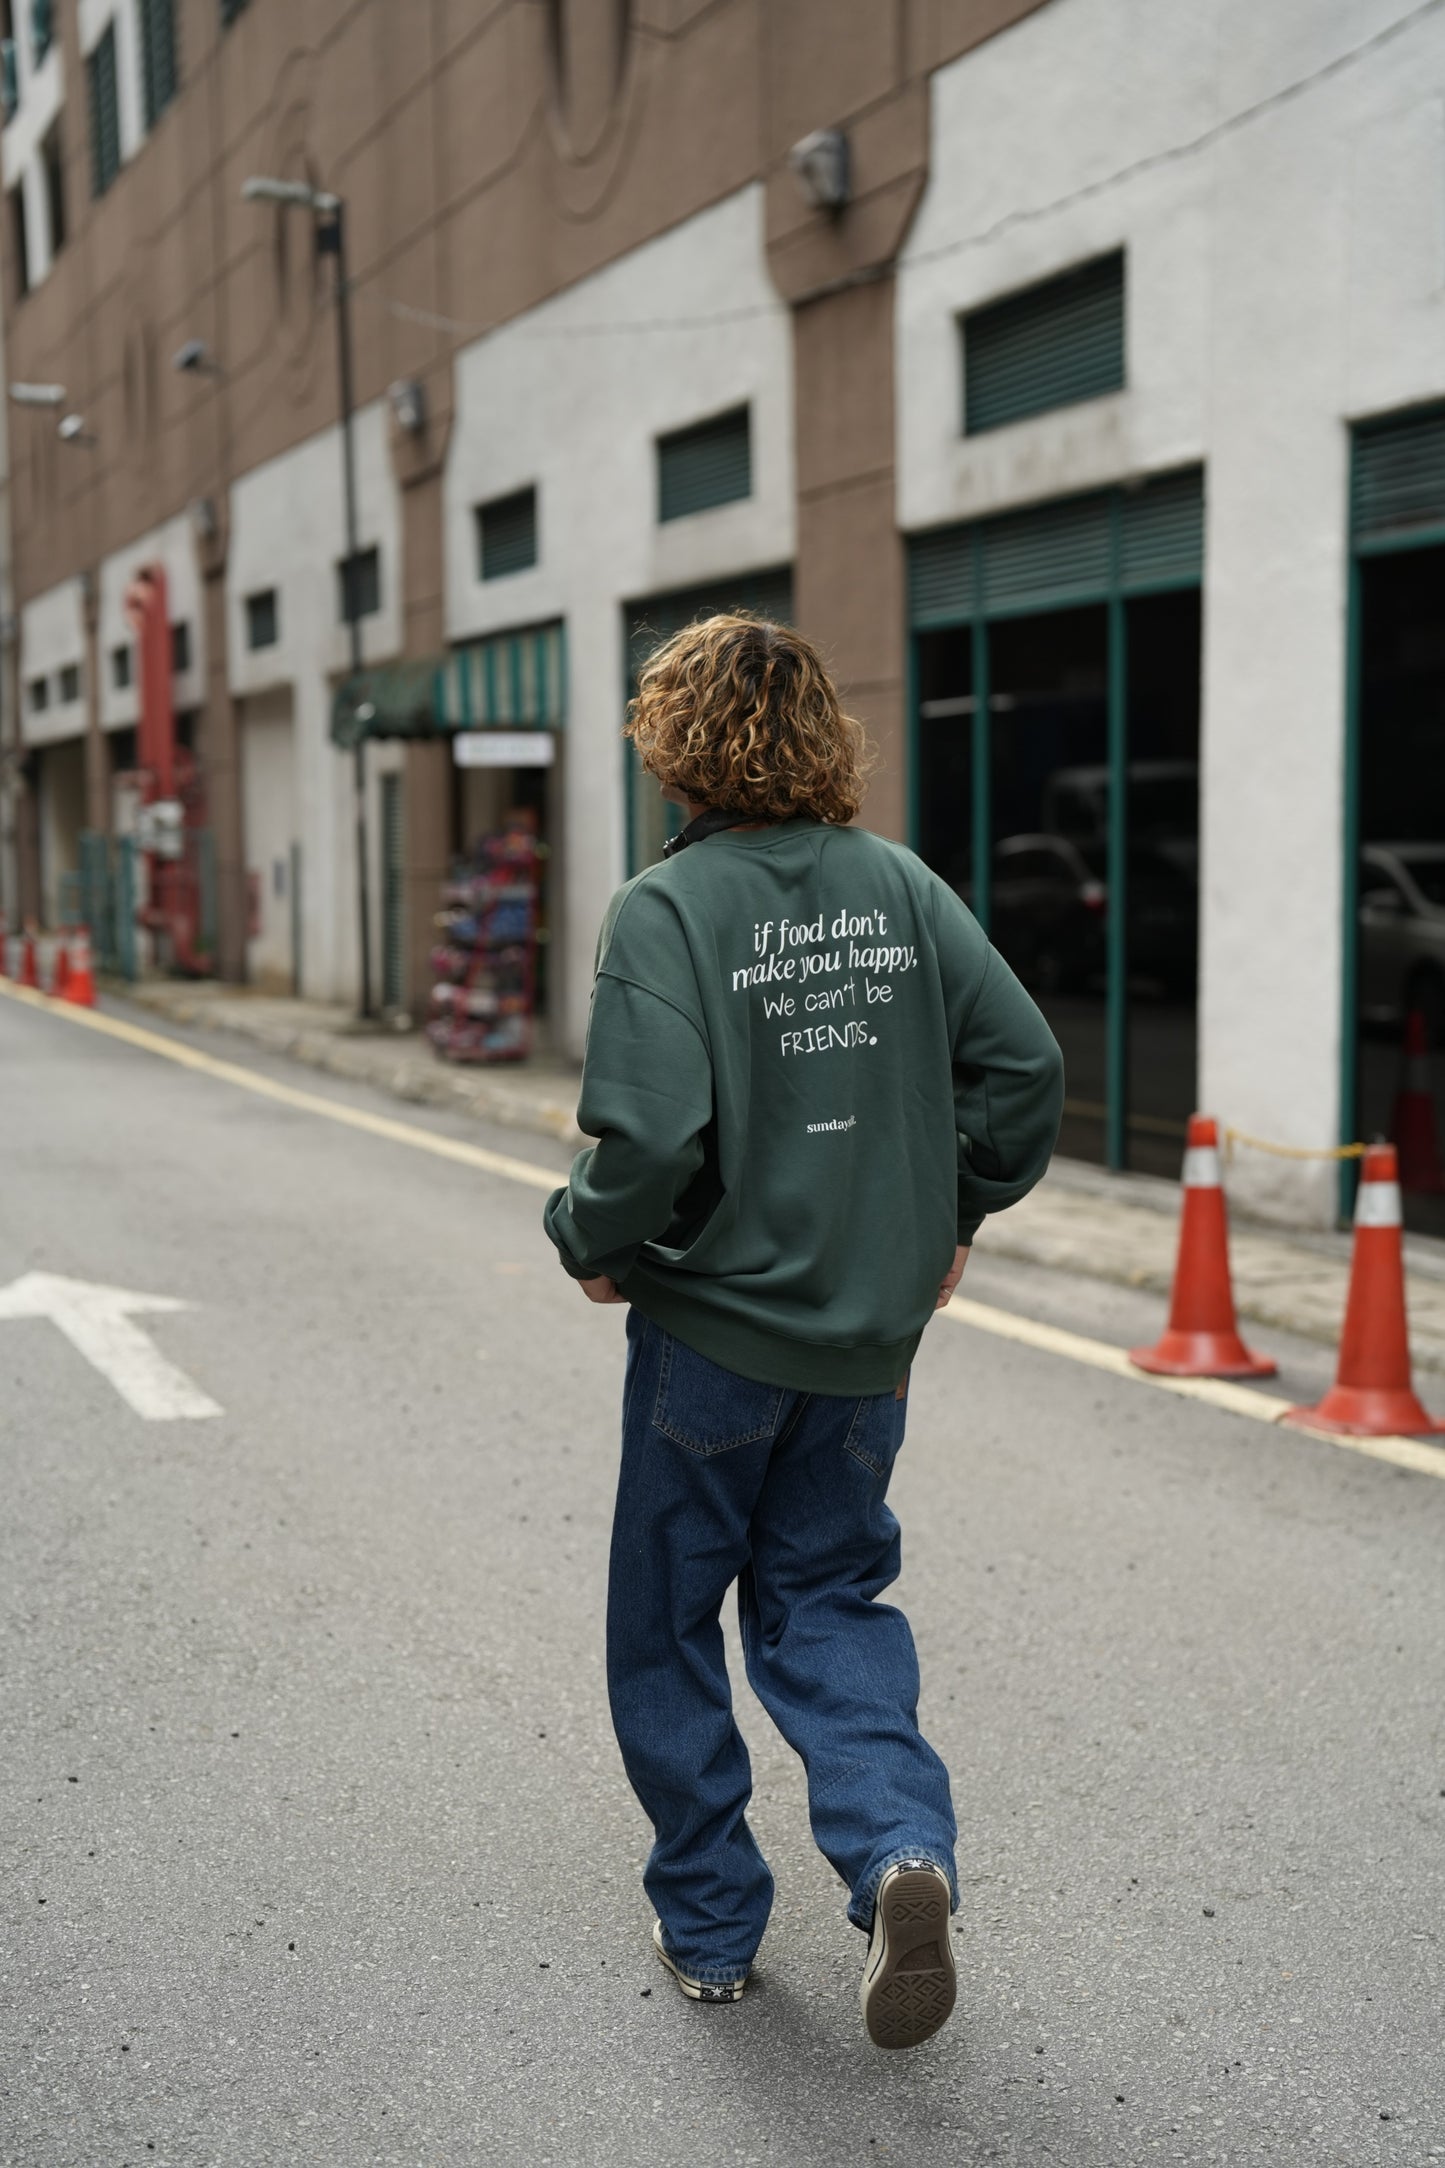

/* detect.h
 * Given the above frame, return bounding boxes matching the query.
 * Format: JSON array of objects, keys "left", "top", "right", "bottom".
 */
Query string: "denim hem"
[
  {"left": 847, "top": 1846, "right": 959, "bottom": 1932},
  {"left": 658, "top": 1929, "right": 751, "bottom": 1987}
]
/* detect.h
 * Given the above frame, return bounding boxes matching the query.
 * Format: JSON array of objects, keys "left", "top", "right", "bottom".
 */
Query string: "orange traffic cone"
[
  {"left": 1391, "top": 1009, "right": 1444, "bottom": 1195},
  {"left": 51, "top": 930, "right": 71, "bottom": 998},
  {"left": 1129, "top": 1113, "right": 1277, "bottom": 1378},
  {"left": 64, "top": 926, "right": 96, "bottom": 1008},
  {"left": 18, "top": 926, "right": 39, "bottom": 988},
  {"left": 1284, "top": 1142, "right": 1444, "bottom": 1438}
]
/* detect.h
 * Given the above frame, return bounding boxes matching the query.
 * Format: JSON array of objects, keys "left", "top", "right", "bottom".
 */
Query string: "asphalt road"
[{"left": 2, "top": 990, "right": 1443, "bottom": 2168}]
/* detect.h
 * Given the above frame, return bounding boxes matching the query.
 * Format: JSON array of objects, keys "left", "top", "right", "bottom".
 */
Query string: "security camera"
[
  {"left": 57, "top": 413, "right": 92, "bottom": 443},
  {"left": 389, "top": 377, "right": 426, "bottom": 435},
  {"left": 173, "top": 338, "right": 220, "bottom": 375},
  {"left": 789, "top": 128, "right": 851, "bottom": 212}
]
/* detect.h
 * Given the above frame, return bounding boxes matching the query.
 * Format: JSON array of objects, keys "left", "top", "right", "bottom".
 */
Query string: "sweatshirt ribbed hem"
[{"left": 624, "top": 1273, "right": 921, "bottom": 1397}]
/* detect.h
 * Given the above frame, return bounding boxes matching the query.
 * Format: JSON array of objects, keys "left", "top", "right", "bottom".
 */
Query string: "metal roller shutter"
[
  {"left": 908, "top": 469, "right": 1205, "bottom": 629},
  {"left": 657, "top": 407, "right": 752, "bottom": 523},
  {"left": 1351, "top": 405, "right": 1445, "bottom": 549},
  {"left": 963, "top": 252, "right": 1125, "bottom": 436}
]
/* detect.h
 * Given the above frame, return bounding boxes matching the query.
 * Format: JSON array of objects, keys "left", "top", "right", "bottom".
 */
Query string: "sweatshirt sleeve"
[
  {"left": 932, "top": 878, "right": 1065, "bottom": 1246},
  {"left": 543, "top": 915, "right": 714, "bottom": 1285}
]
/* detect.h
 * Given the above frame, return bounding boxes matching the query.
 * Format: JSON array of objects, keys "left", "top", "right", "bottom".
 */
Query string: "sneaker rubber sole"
[
  {"left": 651, "top": 1919, "right": 746, "bottom": 2004},
  {"left": 859, "top": 1860, "right": 956, "bottom": 2050}
]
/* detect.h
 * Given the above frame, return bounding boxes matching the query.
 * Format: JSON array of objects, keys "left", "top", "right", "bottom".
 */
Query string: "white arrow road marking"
[{"left": 0, "top": 1271, "right": 221, "bottom": 1421}]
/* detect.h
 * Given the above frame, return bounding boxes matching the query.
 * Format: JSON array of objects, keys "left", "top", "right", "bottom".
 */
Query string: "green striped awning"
[
  {"left": 330, "top": 623, "right": 566, "bottom": 747},
  {"left": 440, "top": 621, "right": 566, "bottom": 729}
]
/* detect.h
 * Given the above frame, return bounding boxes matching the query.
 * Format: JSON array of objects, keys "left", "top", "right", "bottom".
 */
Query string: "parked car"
[
  {"left": 968, "top": 833, "right": 1197, "bottom": 1000},
  {"left": 1359, "top": 844, "right": 1445, "bottom": 1045}
]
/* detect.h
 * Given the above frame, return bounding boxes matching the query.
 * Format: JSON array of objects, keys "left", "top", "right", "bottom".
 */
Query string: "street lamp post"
[{"left": 242, "top": 176, "right": 374, "bottom": 1021}]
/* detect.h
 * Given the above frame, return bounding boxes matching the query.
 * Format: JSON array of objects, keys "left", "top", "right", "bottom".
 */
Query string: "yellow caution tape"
[{"left": 1223, "top": 1127, "right": 1367, "bottom": 1164}]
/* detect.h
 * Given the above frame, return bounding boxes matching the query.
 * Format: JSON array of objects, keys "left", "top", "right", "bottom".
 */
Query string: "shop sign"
[{"left": 452, "top": 731, "right": 554, "bottom": 769}]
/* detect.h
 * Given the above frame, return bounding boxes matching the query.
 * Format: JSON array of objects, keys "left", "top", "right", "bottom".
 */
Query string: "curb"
[
  {"left": 96, "top": 977, "right": 1445, "bottom": 1377},
  {"left": 102, "top": 980, "right": 587, "bottom": 1149}
]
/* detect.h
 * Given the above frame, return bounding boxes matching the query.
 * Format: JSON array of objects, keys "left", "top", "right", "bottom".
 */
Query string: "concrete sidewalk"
[{"left": 110, "top": 975, "right": 1445, "bottom": 1379}]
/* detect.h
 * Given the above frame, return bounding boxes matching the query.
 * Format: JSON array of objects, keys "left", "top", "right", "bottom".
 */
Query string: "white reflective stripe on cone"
[
  {"left": 1182, "top": 1147, "right": 1222, "bottom": 1188},
  {"left": 1355, "top": 1180, "right": 1403, "bottom": 1228}
]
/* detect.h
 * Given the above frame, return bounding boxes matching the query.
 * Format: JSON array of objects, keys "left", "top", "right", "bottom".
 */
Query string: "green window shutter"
[
  {"left": 139, "top": 0, "right": 178, "bottom": 131},
  {"left": 88, "top": 27, "right": 120, "bottom": 197},
  {"left": 657, "top": 407, "right": 751, "bottom": 523},
  {"left": 245, "top": 589, "right": 279, "bottom": 649},
  {"left": 908, "top": 470, "right": 1204, "bottom": 627},
  {"left": 338, "top": 546, "right": 381, "bottom": 622},
  {"left": 1351, "top": 405, "right": 1445, "bottom": 549},
  {"left": 478, "top": 487, "right": 538, "bottom": 580},
  {"left": 963, "top": 252, "right": 1125, "bottom": 436},
  {"left": 1119, "top": 467, "right": 1205, "bottom": 589},
  {"left": 982, "top": 493, "right": 1112, "bottom": 615},
  {"left": 624, "top": 567, "right": 793, "bottom": 677},
  {"left": 908, "top": 528, "right": 978, "bottom": 629}
]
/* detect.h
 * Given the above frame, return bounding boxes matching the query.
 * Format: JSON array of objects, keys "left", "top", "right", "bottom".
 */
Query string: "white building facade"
[
  {"left": 6, "top": 0, "right": 1443, "bottom": 1236},
  {"left": 897, "top": 0, "right": 1445, "bottom": 1227}
]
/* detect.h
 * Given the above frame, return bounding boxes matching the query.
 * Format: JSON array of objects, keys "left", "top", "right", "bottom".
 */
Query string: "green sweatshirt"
[{"left": 544, "top": 819, "right": 1064, "bottom": 1393}]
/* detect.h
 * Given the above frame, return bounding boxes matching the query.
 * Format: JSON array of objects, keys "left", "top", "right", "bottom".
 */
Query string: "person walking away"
[{"left": 544, "top": 614, "right": 1064, "bottom": 2049}]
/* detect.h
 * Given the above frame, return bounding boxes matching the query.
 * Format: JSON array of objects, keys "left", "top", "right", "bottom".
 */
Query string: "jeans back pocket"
[
  {"left": 842, "top": 1382, "right": 908, "bottom": 1477},
  {"left": 652, "top": 1331, "right": 787, "bottom": 1456}
]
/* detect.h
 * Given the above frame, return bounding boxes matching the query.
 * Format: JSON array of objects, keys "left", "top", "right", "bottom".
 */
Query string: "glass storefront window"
[{"left": 1354, "top": 543, "right": 1445, "bottom": 1237}]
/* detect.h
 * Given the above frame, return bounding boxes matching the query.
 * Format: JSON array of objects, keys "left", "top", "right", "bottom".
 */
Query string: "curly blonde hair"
[{"left": 624, "top": 613, "right": 872, "bottom": 826}]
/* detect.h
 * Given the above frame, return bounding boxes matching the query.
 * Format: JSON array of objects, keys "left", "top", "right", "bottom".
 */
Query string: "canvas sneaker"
[
  {"left": 859, "top": 1859, "right": 956, "bottom": 2049},
  {"left": 651, "top": 1919, "right": 746, "bottom": 2004}
]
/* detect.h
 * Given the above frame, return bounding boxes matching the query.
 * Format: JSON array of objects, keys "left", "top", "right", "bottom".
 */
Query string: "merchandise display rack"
[{"left": 427, "top": 818, "right": 542, "bottom": 1064}]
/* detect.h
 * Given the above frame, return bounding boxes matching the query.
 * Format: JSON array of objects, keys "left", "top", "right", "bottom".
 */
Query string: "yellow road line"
[
  {"left": 0, "top": 979, "right": 560, "bottom": 1192},
  {"left": 7, "top": 976, "right": 1443, "bottom": 1483},
  {"left": 941, "top": 1294, "right": 1445, "bottom": 1482}
]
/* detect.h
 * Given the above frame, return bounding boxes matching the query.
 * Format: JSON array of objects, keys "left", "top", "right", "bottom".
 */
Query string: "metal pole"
[
  {"left": 325, "top": 200, "right": 373, "bottom": 1020},
  {"left": 1105, "top": 589, "right": 1129, "bottom": 1172},
  {"left": 970, "top": 615, "right": 992, "bottom": 934}
]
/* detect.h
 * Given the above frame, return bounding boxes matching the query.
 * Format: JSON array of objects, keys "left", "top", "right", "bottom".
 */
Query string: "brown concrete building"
[
  {"left": 5, "top": 0, "right": 1445, "bottom": 1232},
  {"left": 0, "top": 0, "right": 1045, "bottom": 1020}
]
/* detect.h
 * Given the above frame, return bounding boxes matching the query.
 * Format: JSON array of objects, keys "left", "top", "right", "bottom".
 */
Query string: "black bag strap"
[{"left": 661, "top": 807, "right": 763, "bottom": 859}]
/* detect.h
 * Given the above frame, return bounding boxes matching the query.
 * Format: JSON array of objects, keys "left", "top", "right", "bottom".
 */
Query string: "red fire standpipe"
[{"left": 124, "top": 564, "right": 206, "bottom": 974}]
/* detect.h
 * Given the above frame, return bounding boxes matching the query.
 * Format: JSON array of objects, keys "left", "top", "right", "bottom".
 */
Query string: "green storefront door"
[
  {"left": 1343, "top": 404, "right": 1445, "bottom": 1236},
  {"left": 908, "top": 470, "right": 1205, "bottom": 1175}
]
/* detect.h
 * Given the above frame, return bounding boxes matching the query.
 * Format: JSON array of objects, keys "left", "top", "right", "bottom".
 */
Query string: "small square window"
[
  {"left": 657, "top": 408, "right": 751, "bottom": 523},
  {"left": 59, "top": 661, "right": 80, "bottom": 702},
  {"left": 11, "top": 185, "right": 30, "bottom": 297},
  {"left": 112, "top": 643, "right": 132, "bottom": 689},
  {"left": 338, "top": 546, "right": 381, "bottom": 623},
  {"left": 246, "top": 588, "right": 279, "bottom": 650},
  {"left": 42, "top": 123, "right": 65, "bottom": 257},
  {"left": 88, "top": 23, "right": 120, "bottom": 199},
  {"left": 961, "top": 251, "right": 1126, "bottom": 436},
  {"left": 171, "top": 620, "right": 191, "bottom": 673},
  {"left": 477, "top": 488, "right": 538, "bottom": 581},
  {"left": 28, "top": 675, "right": 49, "bottom": 711},
  {"left": 139, "top": 0, "right": 178, "bottom": 133}
]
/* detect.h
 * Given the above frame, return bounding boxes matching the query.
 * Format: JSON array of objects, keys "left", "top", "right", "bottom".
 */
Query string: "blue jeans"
[{"left": 607, "top": 1309, "right": 958, "bottom": 1984}]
